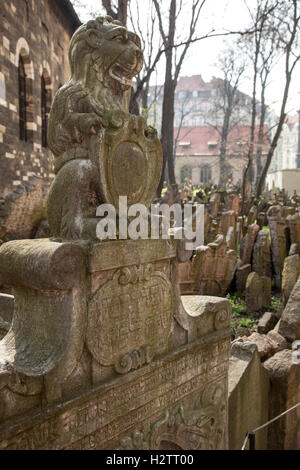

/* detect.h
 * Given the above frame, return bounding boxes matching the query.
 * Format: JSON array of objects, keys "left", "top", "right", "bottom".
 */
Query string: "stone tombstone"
[
  {"left": 261, "top": 275, "right": 272, "bottom": 308},
  {"left": 226, "top": 194, "right": 239, "bottom": 214},
  {"left": 236, "top": 263, "right": 251, "bottom": 294},
  {"left": 257, "top": 312, "right": 278, "bottom": 334},
  {"left": 257, "top": 212, "right": 266, "bottom": 229},
  {"left": 228, "top": 342, "right": 269, "bottom": 450},
  {"left": 241, "top": 224, "right": 260, "bottom": 266},
  {"left": 209, "top": 192, "right": 221, "bottom": 218},
  {"left": 220, "top": 210, "right": 236, "bottom": 249},
  {"left": 282, "top": 254, "right": 300, "bottom": 307},
  {"left": 247, "top": 205, "right": 257, "bottom": 226},
  {"left": 289, "top": 243, "right": 299, "bottom": 255},
  {"left": 267, "top": 205, "right": 287, "bottom": 288},
  {"left": 245, "top": 272, "right": 263, "bottom": 313},
  {"left": 191, "top": 234, "right": 236, "bottom": 297},
  {"left": 264, "top": 350, "right": 300, "bottom": 450},
  {"left": 0, "top": 17, "right": 231, "bottom": 450},
  {"left": 278, "top": 276, "right": 300, "bottom": 343},
  {"left": 287, "top": 213, "right": 300, "bottom": 250},
  {"left": 252, "top": 229, "right": 272, "bottom": 278},
  {"left": 207, "top": 219, "right": 218, "bottom": 244},
  {"left": 282, "top": 206, "right": 295, "bottom": 219},
  {"left": 235, "top": 216, "right": 243, "bottom": 251}
]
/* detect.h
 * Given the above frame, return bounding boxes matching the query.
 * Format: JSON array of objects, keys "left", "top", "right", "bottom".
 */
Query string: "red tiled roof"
[
  {"left": 174, "top": 125, "right": 269, "bottom": 156},
  {"left": 175, "top": 75, "right": 207, "bottom": 92}
]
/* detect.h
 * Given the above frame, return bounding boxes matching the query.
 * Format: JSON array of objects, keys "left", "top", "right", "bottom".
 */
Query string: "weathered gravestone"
[
  {"left": 191, "top": 234, "right": 236, "bottom": 297},
  {"left": 267, "top": 205, "right": 287, "bottom": 289},
  {"left": 225, "top": 193, "right": 239, "bottom": 214},
  {"left": 0, "top": 17, "right": 231, "bottom": 450},
  {"left": 245, "top": 272, "right": 263, "bottom": 312},
  {"left": 282, "top": 254, "right": 300, "bottom": 307},
  {"left": 287, "top": 213, "right": 300, "bottom": 250},
  {"left": 236, "top": 263, "right": 251, "bottom": 294},
  {"left": 278, "top": 275, "right": 300, "bottom": 344},
  {"left": 252, "top": 230, "right": 272, "bottom": 278},
  {"left": 240, "top": 223, "right": 260, "bottom": 267}
]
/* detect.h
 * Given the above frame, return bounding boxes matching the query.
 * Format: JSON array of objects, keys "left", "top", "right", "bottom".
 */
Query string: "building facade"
[
  {"left": 0, "top": 0, "right": 80, "bottom": 239},
  {"left": 147, "top": 74, "right": 268, "bottom": 187},
  {"left": 266, "top": 113, "right": 300, "bottom": 194},
  {"left": 174, "top": 125, "right": 268, "bottom": 187}
]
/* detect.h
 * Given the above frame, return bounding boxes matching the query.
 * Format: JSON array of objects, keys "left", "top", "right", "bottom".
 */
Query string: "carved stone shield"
[{"left": 96, "top": 115, "right": 163, "bottom": 211}]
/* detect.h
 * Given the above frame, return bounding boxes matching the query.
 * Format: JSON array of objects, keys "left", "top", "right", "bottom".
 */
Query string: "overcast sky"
[{"left": 72, "top": 0, "right": 300, "bottom": 116}]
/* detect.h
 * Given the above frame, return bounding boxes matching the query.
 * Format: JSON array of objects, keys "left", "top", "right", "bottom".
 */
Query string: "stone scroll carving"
[
  {"left": 47, "top": 16, "right": 162, "bottom": 240},
  {"left": 0, "top": 240, "right": 86, "bottom": 379}
]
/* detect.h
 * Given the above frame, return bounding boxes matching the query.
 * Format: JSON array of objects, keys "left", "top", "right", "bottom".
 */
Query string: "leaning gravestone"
[
  {"left": 267, "top": 205, "right": 287, "bottom": 289},
  {"left": 192, "top": 234, "right": 236, "bottom": 297},
  {"left": 0, "top": 17, "right": 231, "bottom": 450}
]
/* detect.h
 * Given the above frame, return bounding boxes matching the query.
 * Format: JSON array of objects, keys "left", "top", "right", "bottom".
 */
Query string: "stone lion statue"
[{"left": 47, "top": 16, "right": 162, "bottom": 240}]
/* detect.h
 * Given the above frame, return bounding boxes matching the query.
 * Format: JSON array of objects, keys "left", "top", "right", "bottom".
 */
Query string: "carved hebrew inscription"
[
  {"left": 0, "top": 339, "right": 229, "bottom": 450},
  {"left": 87, "top": 264, "right": 173, "bottom": 369},
  {"left": 117, "top": 383, "right": 226, "bottom": 450}
]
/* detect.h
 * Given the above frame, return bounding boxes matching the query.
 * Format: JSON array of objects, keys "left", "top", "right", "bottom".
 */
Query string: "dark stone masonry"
[{"left": 0, "top": 0, "right": 80, "bottom": 240}]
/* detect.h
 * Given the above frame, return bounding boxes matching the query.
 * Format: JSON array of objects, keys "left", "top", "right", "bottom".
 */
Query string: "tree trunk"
[
  {"left": 255, "top": 89, "right": 266, "bottom": 184},
  {"left": 117, "top": 0, "right": 128, "bottom": 25},
  {"left": 219, "top": 110, "right": 231, "bottom": 186},
  {"left": 256, "top": 71, "right": 292, "bottom": 197},
  {"left": 102, "top": 0, "right": 129, "bottom": 25},
  {"left": 156, "top": 0, "right": 176, "bottom": 196}
]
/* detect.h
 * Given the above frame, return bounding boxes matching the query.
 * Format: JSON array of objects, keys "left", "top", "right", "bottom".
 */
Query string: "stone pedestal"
[{"left": 0, "top": 238, "right": 231, "bottom": 450}]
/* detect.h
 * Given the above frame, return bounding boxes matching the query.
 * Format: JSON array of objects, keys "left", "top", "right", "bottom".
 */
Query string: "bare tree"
[
  {"left": 173, "top": 93, "right": 196, "bottom": 158},
  {"left": 202, "top": 45, "right": 248, "bottom": 186},
  {"left": 102, "top": 0, "right": 130, "bottom": 25},
  {"left": 237, "top": 0, "right": 282, "bottom": 212},
  {"left": 128, "top": 0, "right": 163, "bottom": 117},
  {"left": 256, "top": 0, "right": 300, "bottom": 196},
  {"left": 71, "top": 1, "right": 129, "bottom": 23},
  {"left": 152, "top": 0, "right": 208, "bottom": 195}
]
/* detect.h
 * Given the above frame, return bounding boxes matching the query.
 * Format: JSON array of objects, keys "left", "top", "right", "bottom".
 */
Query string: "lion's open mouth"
[{"left": 109, "top": 65, "right": 134, "bottom": 87}]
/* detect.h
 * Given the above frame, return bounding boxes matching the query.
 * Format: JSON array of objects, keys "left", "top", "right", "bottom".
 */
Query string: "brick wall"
[{"left": 0, "top": 0, "right": 80, "bottom": 239}]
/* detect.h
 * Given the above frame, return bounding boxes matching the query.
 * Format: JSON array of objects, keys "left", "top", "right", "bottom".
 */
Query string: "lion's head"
[{"left": 69, "top": 16, "right": 143, "bottom": 94}]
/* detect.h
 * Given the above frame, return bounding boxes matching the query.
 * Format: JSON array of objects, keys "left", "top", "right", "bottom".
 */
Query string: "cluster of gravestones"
[
  {"left": 178, "top": 187, "right": 300, "bottom": 312},
  {"left": 176, "top": 186, "right": 300, "bottom": 449}
]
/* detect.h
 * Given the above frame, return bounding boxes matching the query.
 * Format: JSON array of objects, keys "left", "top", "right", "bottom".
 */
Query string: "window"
[
  {"left": 41, "top": 70, "right": 52, "bottom": 147},
  {"left": 41, "top": 75, "right": 48, "bottom": 147},
  {"left": 18, "top": 55, "right": 27, "bottom": 141},
  {"left": 178, "top": 90, "right": 188, "bottom": 100},
  {"left": 208, "top": 141, "right": 218, "bottom": 148},
  {"left": 25, "top": 0, "right": 29, "bottom": 21},
  {"left": 200, "top": 165, "right": 212, "bottom": 183},
  {"left": 180, "top": 165, "right": 192, "bottom": 183}
]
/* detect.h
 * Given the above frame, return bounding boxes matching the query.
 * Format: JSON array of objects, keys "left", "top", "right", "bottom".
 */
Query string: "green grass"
[{"left": 227, "top": 292, "right": 261, "bottom": 337}]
